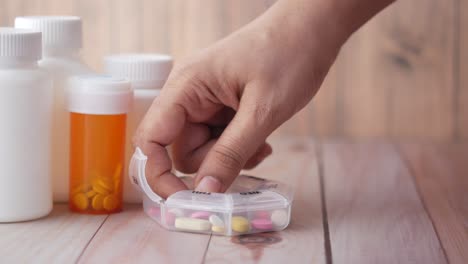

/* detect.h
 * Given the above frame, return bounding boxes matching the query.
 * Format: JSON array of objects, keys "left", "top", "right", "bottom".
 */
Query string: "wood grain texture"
[
  {"left": 321, "top": 143, "right": 447, "bottom": 263},
  {"left": 0, "top": 204, "right": 106, "bottom": 263},
  {"left": 78, "top": 204, "right": 211, "bottom": 263},
  {"left": 341, "top": 0, "right": 456, "bottom": 140},
  {"left": 75, "top": 0, "right": 109, "bottom": 71},
  {"left": 398, "top": 144, "right": 468, "bottom": 264},
  {"left": 459, "top": 0, "right": 468, "bottom": 139},
  {"left": 204, "top": 139, "right": 325, "bottom": 264},
  {"left": 0, "top": 0, "right": 465, "bottom": 140}
]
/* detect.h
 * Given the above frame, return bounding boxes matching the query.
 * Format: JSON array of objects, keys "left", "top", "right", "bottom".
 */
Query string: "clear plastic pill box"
[{"left": 129, "top": 148, "right": 294, "bottom": 236}]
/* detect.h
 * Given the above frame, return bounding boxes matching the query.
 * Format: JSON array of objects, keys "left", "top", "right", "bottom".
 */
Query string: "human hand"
[{"left": 134, "top": 0, "right": 393, "bottom": 198}]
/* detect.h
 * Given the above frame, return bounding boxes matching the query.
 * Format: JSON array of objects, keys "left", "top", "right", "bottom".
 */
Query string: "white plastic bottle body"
[
  {"left": 40, "top": 57, "right": 92, "bottom": 202},
  {"left": 0, "top": 67, "right": 53, "bottom": 222},
  {"left": 124, "top": 89, "right": 160, "bottom": 203}
]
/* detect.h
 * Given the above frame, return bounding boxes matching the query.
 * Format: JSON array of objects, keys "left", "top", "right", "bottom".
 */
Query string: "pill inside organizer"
[{"left": 130, "top": 149, "right": 294, "bottom": 236}]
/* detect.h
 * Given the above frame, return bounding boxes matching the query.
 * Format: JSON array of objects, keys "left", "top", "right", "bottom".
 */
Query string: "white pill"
[
  {"left": 271, "top": 210, "right": 289, "bottom": 227},
  {"left": 168, "top": 208, "right": 184, "bottom": 217},
  {"left": 209, "top": 214, "right": 224, "bottom": 227},
  {"left": 175, "top": 217, "right": 212, "bottom": 231}
]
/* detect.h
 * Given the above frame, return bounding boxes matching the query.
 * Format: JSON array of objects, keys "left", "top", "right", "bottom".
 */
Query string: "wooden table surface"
[{"left": 1, "top": 139, "right": 466, "bottom": 264}]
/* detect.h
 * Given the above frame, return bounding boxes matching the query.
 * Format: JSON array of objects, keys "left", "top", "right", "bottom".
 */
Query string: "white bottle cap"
[
  {"left": 104, "top": 54, "right": 173, "bottom": 89},
  {"left": 67, "top": 75, "right": 133, "bottom": 115},
  {"left": 15, "top": 16, "right": 82, "bottom": 51},
  {"left": 0, "top": 27, "right": 42, "bottom": 62}
]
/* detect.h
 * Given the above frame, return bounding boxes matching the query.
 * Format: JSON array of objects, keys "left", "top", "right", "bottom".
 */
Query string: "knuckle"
[{"left": 212, "top": 143, "right": 245, "bottom": 172}]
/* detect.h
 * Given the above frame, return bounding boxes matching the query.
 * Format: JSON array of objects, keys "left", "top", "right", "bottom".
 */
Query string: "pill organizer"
[{"left": 129, "top": 148, "right": 294, "bottom": 236}]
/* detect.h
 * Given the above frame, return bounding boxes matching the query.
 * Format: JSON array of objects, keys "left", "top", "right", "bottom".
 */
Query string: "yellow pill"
[
  {"left": 92, "top": 194, "right": 105, "bottom": 210},
  {"left": 72, "top": 193, "right": 89, "bottom": 210},
  {"left": 211, "top": 225, "right": 225, "bottom": 233},
  {"left": 71, "top": 183, "right": 91, "bottom": 195},
  {"left": 113, "top": 179, "right": 120, "bottom": 193},
  {"left": 92, "top": 177, "right": 112, "bottom": 192},
  {"left": 231, "top": 216, "right": 250, "bottom": 233},
  {"left": 98, "top": 178, "right": 113, "bottom": 192},
  {"left": 92, "top": 182, "right": 110, "bottom": 195},
  {"left": 113, "top": 164, "right": 122, "bottom": 180},
  {"left": 103, "top": 194, "right": 118, "bottom": 211},
  {"left": 85, "top": 190, "right": 96, "bottom": 198}
]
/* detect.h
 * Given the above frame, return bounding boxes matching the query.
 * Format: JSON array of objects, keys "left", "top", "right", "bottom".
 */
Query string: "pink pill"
[
  {"left": 251, "top": 218, "right": 273, "bottom": 230},
  {"left": 254, "top": 211, "right": 270, "bottom": 219},
  {"left": 165, "top": 212, "right": 176, "bottom": 226},
  {"left": 190, "top": 211, "right": 211, "bottom": 220},
  {"left": 147, "top": 207, "right": 161, "bottom": 218}
]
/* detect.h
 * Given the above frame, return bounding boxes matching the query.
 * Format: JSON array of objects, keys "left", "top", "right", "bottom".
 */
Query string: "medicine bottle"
[
  {"left": 0, "top": 28, "right": 53, "bottom": 222},
  {"left": 67, "top": 75, "right": 132, "bottom": 214},
  {"left": 15, "top": 16, "right": 93, "bottom": 202},
  {"left": 104, "top": 54, "right": 172, "bottom": 203}
]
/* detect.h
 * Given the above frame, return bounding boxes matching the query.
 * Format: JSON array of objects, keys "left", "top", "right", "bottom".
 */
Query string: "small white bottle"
[
  {"left": 0, "top": 28, "right": 53, "bottom": 222},
  {"left": 104, "top": 54, "right": 173, "bottom": 203},
  {"left": 15, "top": 16, "right": 93, "bottom": 202}
]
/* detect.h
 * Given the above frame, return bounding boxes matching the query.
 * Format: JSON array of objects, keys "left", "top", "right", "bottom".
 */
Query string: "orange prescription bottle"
[{"left": 66, "top": 75, "right": 132, "bottom": 214}]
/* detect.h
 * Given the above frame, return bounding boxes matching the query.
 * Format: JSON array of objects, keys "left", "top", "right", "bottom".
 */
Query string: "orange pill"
[
  {"left": 103, "top": 194, "right": 118, "bottom": 211},
  {"left": 92, "top": 194, "right": 105, "bottom": 210},
  {"left": 73, "top": 193, "right": 89, "bottom": 210}
]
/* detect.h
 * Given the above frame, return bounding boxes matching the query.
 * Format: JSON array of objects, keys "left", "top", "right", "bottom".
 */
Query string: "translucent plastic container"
[
  {"left": 129, "top": 148, "right": 294, "bottom": 236},
  {"left": 67, "top": 75, "right": 132, "bottom": 214}
]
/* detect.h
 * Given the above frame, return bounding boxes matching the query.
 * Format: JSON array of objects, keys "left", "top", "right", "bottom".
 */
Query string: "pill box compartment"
[
  {"left": 130, "top": 148, "right": 293, "bottom": 236},
  {"left": 142, "top": 175, "right": 293, "bottom": 236}
]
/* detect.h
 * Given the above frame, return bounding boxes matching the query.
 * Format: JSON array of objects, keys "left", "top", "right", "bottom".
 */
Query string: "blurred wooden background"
[{"left": 0, "top": 0, "right": 466, "bottom": 142}]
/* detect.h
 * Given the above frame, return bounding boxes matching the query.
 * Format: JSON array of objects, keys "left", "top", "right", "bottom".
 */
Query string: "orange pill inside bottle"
[{"left": 67, "top": 76, "right": 132, "bottom": 214}]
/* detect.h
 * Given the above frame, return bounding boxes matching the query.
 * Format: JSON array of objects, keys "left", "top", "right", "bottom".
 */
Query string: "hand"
[{"left": 134, "top": 0, "right": 393, "bottom": 198}]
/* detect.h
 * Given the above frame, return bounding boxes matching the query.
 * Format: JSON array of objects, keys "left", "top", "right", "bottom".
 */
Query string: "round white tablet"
[
  {"left": 209, "top": 214, "right": 224, "bottom": 227},
  {"left": 271, "top": 210, "right": 288, "bottom": 227}
]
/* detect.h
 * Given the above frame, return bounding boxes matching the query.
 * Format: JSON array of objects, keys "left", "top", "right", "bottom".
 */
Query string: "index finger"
[{"left": 133, "top": 88, "right": 188, "bottom": 199}]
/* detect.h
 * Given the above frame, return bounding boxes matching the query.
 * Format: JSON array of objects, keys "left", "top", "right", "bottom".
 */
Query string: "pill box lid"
[
  {"left": 129, "top": 148, "right": 294, "bottom": 213},
  {"left": 164, "top": 175, "right": 294, "bottom": 212}
]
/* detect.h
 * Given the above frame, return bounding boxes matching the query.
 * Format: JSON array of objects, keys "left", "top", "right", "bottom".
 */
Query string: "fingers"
[
  {"left": 244, "top": 143, "right": 273, "bottom": 169},
  {"left": 194, "top": 97, "right": 275, "bottom": 193},
  {"left": 172, "top": 123, "right": 273, "bottom": 173},
  {"left": 134, "top": 93, "right": 188, "bottom": 199}
]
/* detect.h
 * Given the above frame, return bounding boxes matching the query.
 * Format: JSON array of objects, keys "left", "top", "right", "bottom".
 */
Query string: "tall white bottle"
[
  {"left": 105, "top": 54, "right": 173, "bottom": 203},
  {"left": 15, "top": 16, "right": 93, "bottom": 201},
  {"left": 0, "top": 28, "right": 53, "bottom": 222}
]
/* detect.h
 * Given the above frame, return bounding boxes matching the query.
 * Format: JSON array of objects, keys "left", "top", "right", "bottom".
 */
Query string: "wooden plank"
[
  {"left": 78, "top": 204, "right": 211, "bottom": 263},
  {"left": 459, "top": 0, "right": 468, "bottom": 140},
  {"left": 0, "top": 204, "right": 106, "bottom": 263},
  {"left": 141, "top": 0, "right": 171, "bottom": 54},
  {"left": 341, "top": 0, "right": 455, "bottom": 140},
  {"left": 340, "top": 21, "right": 390, "bottom": 138},
  {"left": 322, "top": 143, "right": 447, "bottom": 263},
  {"left": 310, "top": 64, "right": 339, "bottom": 138},
  {"left": 398, "top": 144, "right": 468, "bottom": 264},
  {"left": 37, "top": 0, "right": 74, "bottom": 15},
  {"left": 167, "top": 0, "right": 226, "bottom": 59},
  {"left": 204, "top": 138, "right": 325, "bottom": 263},
  {"left": 75, "top": 0, "right": 111, "bottom": 71},
  {"left": 110, "top": 0, "right": 143, "bottom": 54},
  {"left": 385, "top": 0, "right": 455, "bottom": 140}
]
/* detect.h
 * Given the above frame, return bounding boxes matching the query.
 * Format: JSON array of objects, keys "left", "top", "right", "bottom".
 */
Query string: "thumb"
[{"left": 194, "top": 96, "right": 275, "bottom": 193}]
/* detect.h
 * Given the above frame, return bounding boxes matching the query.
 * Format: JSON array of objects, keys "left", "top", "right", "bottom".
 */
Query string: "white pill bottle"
[
  {"left": 104, "top": 54, "right": 172, "bottom": 203},
  {"left": 15, "top": 16, "right": 92, "bottom": 202},
  {"left": 0, "top": 28, "right": 53, "bottom": 222}
]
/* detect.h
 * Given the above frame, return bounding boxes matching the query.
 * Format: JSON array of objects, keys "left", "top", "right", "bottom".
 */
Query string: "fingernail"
[{"left": 195, "top": 176, "right": 221, "bottom": 193}]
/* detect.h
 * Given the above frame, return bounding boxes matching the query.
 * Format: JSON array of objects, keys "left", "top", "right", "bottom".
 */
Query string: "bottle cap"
[
  {"left": 0, "top": 27, "right": 42, "bottom": 62},
  {"left": 67, "top": 75, "right": 133, "bottom": 115},
  {"left": 15, "top": 16, "right": 82, "bottom": 51},
  {"left": 104, "top": 54, "right": 173, "bottom": 89}
]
